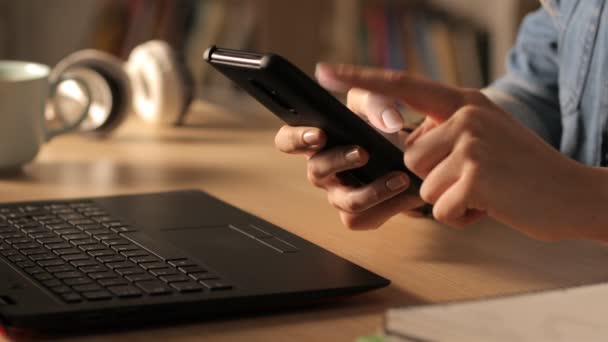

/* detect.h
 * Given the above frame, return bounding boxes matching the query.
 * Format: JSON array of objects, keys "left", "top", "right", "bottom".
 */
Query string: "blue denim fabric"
[{"left": 484, "top": 0, "right": 608, "bottom": 166}]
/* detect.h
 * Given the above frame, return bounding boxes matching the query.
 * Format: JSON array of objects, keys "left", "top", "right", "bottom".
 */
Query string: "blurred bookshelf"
[
  {"left": 0, "top": 0, "right": 539, "bottom": 108},
  {"left": 169, "top": 0, "right": 538, "bottom": 104},
  {"left": 326, "top": 0, "right": 540, "bottom": 87}
]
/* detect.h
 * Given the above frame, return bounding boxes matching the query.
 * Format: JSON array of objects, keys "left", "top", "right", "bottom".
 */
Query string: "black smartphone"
[{"left": 204, "top": 46, "right": 421, "bottom": 193}]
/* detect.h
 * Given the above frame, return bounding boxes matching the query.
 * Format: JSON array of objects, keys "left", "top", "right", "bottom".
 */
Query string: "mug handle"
[{"left": 45, "top": 72, "right": 92, "bottom": 140}]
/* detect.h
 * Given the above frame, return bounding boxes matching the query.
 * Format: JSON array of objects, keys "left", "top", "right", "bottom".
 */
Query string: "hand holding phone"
[{"left": 204, "top": 46, "right": 422, "bottom": 194}]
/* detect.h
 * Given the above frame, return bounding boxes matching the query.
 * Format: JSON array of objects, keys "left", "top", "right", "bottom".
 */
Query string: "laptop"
[{"left": 0, "top": 190, "right": 389, "bottom": 332}]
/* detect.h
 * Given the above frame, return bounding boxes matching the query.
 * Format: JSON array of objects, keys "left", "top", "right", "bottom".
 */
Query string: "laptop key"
[
  {"left": 93, "top": 234, "right": 115, "bottom": 241},
  {"left": 139, "top": 262, "right": 166, "bottom": 270},
  {"left": 70, "top": 238, "right": 98, "bottom": 246},
  {"left": 64, "top": 277, "right": 93, "bottom": 286},
  {"left": 16, "top": 260, "right": 36, "bottom": 268},
  {"left": 31, "top": 232, "right": 57, "bottom": 241},
  {"left": 1, "top": 249, "right": 18, "bottom": 257},
  {"left": 72, "top": 284, "right": 102, "bottom": 293},
  {"left": 33, "top": 272, "right": 54, "bottom": 281},
  {"left": 70, "top": 259, "right": 97, "bottom": 268},
  {"left": 107, "top": 285, "right": 142, "bottom": 298},
  {"left": 88, "top": 250, "right": 114, "bottom": 258},
  {"left": 6, "top": 238, "right": 31, "bottom": 245},
  {"left": 86, "top": 228, "right": 111, "bottom": 236},
  {"left": 199, "top": 280, "right": 233, "bottom": 291},
  {"left": 135, "top": 280, "right": 172, "bottom": 295},
  {"left": 54, "top": 248, "right": 82, "bottom": 256},
  {"left": 110, "top": 226, "right": 137, "bottom": 233},
  {"left": 105, "top": 261, "right": 136, "bottom": 270},
  {"left": 97, "top": 255, "right": 124, "bottom": 263},
  {"left": 38, "top": 237, "right": 64, "bottom": 244},
  {"left": 0, "top": 233, "right": 23, "bottom": 240},
  {"left": 59, "top": 214, "right": 85, "bottom": 221},
  {"left": 167, "top": 259, "right": 196, "bottom": 268},
  {"left": 159, "top": 274, "right": 191, "bottom": 283},
  {"left": 115, "top": 267, "right": 143, "bottom": 276},
  {"left": 20, "top": 227, "right": 46, "bottom": 235},
  {"left": 79, "top": 244, "right": 106, "bottom": 252},
  {"left": 47, "top": 223, "right": 72, "bottom": 230},
  {"left": 77, "top": 224, "right": 103, "bottom": 231},
  {"left": 102, "top": 239, "right": 129, "bottom": 247},
  {"left": 69, "top": 219, "right": 94, "bottom": 225},
  {"left": 54, "top": 228, "right": 82, "bottom": 236},
  {"left": 80, "top": 265, "right": 108, "bottom": 274},
  {"left": 37, "top": 259, "right": 65, "bottom": 267},
  {"left": 120, "top": 250, "right": 148, "bottom": 258},
  {"left": 15, "top": 222, "right": 42, "bottom": 229},
  {"left": 111, "top": 244, "right": 138, "bottom": 253},
  {"left": 130, "top": 255, "right": 160, "bottom": 264},
  {"left": 24, "top": 266, "right": 44, "bottom": 274},
  {"left": 46, "top": 242, "right": 72, "bottom": 250},
  {"left": 8, "top": 254, "right": 27, "bottom": 263},
  {"left": 29, "top": 253, "right": 56, "bottom": 262},
  {"left": 62, "top": 253, "right": 89, "bottom": 262},
  {"left": 40, "top": 219, "right": 62, "bottom": 225},
  {"left": 46, "top": 265, "right": 74, "bottom": 273},
  {"left": 55, "top": 271, "right": 84, "bottom": 279},
  {"left": 22, "top": 248, "right": 50, "bottom": 256},
  {"left": 41, "top": 279, "right": 62, "bottom": 287},
  {"left": 61, "top": 292, "right": 82, "bottom": 303},
  {"left": 13, "top": 242, "right": 39, "bottom": 250},
  {"left": 149, "top": 268, "right": 178, "bottom": 277},
  {"left": 51, "top": 285, "right": 72, "bottom": 294},
  {"left": 98, "top": 278, "right": 128, "bottom": 287},
  {"left": 178, "top": 266, "right": 207, "bottom": 274},
  {"left": 125, "top": 274, "right": 154, "bottom": 282},
  {"left": 63, "top": 233, "right": 89, "bottom": 241},
  {"left": 170, "top": 281, "right": 203, "bottom": 293},
  {"left": 88, "top": 271, "right": 117, "bottom": 280},
  {"left": 82, "top": 291, "right": 112, "bottom": 301}
]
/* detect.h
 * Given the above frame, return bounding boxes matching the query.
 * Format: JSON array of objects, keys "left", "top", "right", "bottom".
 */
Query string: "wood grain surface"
[{"left": 3, "top": 101, "right": 608, "bottom": 341}]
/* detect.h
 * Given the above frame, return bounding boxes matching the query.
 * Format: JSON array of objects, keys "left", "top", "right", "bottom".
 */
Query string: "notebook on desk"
[
  {"left": 381, "top": 283, "right": 608, "bottom": 341},
  {"left": 0, "top": 190, "right": 388, "bottom": 333}
]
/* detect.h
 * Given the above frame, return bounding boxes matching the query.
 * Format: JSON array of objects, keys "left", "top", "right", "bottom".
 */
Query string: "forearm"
[{"left": 572, "top": 166, "right": 608, "bottom": 241}]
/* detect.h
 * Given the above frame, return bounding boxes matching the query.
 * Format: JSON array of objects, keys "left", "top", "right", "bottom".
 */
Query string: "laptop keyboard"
[{"left": 0, "top": 201, "right": 232, "bottom": 303}]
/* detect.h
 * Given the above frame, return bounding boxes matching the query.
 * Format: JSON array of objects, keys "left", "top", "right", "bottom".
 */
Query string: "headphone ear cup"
[
  {"left": 50, "top": 50, "right": 132, "bottom": 135},
  {"left": 126, "top": 40, "right": 193, "bottom": 126}
]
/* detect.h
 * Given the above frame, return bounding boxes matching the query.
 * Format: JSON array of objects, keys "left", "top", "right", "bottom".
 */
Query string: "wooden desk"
[{"left": 5, "top": 101, "right": 608, "bottom": 341}]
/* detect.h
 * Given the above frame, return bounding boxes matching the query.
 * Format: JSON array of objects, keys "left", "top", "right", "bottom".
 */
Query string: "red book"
[{"left": 363, "top": 5, "right": 389, "bottom": 67}]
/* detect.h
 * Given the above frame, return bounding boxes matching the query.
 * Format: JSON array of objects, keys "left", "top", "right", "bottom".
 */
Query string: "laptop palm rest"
[{"left": 160, "top": 226, "right": 315, "bottom": 291}]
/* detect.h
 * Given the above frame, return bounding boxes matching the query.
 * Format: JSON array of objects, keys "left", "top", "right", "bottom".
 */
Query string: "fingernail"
[
  {"left": 381, "top": 108, "right": 404, "bottom": 132},
  {"left": 303, "top": 131, "right": 320, "bottom": 145},
  {"left": 386, "top": 174, "right": 408, "bottom": 191},
  {"left": 345, "top": 148, "right": 361, "bottom": 163}
]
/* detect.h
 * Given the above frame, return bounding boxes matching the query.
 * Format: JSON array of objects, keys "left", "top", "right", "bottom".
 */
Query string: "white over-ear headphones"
[{"left": 49, "top": 40, "right": 193, "bottom": 135}]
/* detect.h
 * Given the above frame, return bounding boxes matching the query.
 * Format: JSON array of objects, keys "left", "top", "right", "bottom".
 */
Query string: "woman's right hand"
[{"left": 274, "top": 124, "right": 424, "bottom": 231}]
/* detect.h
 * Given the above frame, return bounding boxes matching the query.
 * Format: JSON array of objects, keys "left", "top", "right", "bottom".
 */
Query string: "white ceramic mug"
[{"left": 0, "top": 61, "right": 90, "bottom": 171}]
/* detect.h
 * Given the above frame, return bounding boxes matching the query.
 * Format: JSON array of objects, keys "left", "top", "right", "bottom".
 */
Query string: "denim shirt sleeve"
[{"left": 483, "top": 7, "right": 562, "bottom": 148}]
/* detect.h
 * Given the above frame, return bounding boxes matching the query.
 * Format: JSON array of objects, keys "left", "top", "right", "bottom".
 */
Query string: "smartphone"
[{"left": 204, "top": 46, "right": 421, "bottom": 193}]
